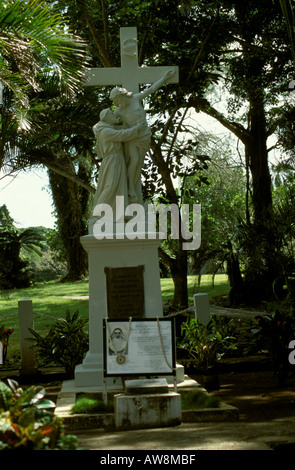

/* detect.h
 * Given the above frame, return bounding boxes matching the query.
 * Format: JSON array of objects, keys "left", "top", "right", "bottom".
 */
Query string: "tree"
[
  {"left": 49, "top": 168, "right": 90, "bottom": 282},
  {"left": 14, "top": 82, "right": 101, "bottom": 280},
  {"left": 186, "top": 0, "right": 293, "bottom": 303},
  {"left": 4, "top": 0, "right": 292, "bottom": 304},
  {"left": 280, "top": 0, "right": 295, "bottom": 67},
  {"left": 35, "top": 0, "right": 225, "bottom": 307},
  {"left": 0, "top": 0, "right": 89, "bottom": 169},
  {"left": 0, "top": 0, "right": 96, "bottom": 281},
  {"left": 0, "top": 205, "right": 45, "bottom": 288},
  {"left": 184, "top": 134, "right": 246, "bottom": 283},
  {"left": 0, "top": 0, "right": 88, "bottom": 107}
]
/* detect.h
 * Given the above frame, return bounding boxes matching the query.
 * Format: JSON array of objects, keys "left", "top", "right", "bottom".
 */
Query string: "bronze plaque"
[{"left": 105, "top": 266, "right": 144, "bottom": 319}]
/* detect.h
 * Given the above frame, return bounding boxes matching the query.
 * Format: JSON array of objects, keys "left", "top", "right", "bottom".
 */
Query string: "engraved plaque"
[{"left": 105, "top": 266, "right": 144, "bottom": 319}]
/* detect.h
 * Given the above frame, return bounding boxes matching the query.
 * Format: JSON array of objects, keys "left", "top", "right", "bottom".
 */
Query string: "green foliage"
[
  {"left": 0, "top": 207, "right": 46, "bottom": 289},
  {"left": 21, "top": 226, "right": 67, "bottom": 282},
  {"left": 71, "top": 395, "right": 114, "bottom": 414},
  {"left": 179, "top": 317, "right": 237, "bottom": 370},
  {"left": 0, "top": 0, "right": 88, "bottom": 108},
  {"left": 28, "top": 309, "right": 89, "bottom": 378},
  {"left": 0, "top": 378, "right": 78, "bottom": 449},
  {"left": 181, "top": 390, "right": 220, "bottom": 410},
  {"left": 252, "top": 311, "right": 295, "bottom": 385}
]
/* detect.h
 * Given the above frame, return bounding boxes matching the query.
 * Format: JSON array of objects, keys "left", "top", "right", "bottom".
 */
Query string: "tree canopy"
[{"left": 1, "top": 0, "right": 295, "bottom": 305}]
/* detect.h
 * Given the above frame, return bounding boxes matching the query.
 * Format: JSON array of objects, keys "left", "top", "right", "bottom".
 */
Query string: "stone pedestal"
[
  {"left": 114, "top": 392, "right": 181, "bottom": 430},
  {"left": 74, "top": 231, "right": 163, "bottom": 388}
]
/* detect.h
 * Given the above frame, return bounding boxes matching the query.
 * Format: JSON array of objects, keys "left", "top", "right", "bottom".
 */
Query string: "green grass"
[
  {"left": 181, "top": 390, "right": 221, "bottom": 410},
  {"left": 71, "top": 395, "right": 114, "bottom": 414},
  {"left": 0, "top": 280, "right": 90, "bottom": 357},
  {"left": 0, "top": 275, "right": 230, "bottom": 360},
  {"left": 161, "top": 274, "right": 230, "bottom": 304},
  {"left": 70, "top": 390, "right": 220, "bottom": 414}
]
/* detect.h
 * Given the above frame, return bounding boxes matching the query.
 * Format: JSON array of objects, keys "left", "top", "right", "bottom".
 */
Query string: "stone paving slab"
[{"left": 73, "top": 417, "right": 295, "bottom": 451}]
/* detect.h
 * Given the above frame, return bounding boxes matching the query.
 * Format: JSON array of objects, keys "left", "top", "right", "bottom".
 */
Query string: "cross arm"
[
  {"left": 83, "top": 67, "right": 123, "bottom": 86},
  {"left": 83, "top": 65, "right": 179, "bottom": 95},
  {"left": 136, "top": 67, "right": 179, "bottom": 100}
]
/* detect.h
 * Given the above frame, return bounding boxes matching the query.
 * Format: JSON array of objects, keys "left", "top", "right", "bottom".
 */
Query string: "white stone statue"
[
  {"left": 110, "top": 69, "right": 175, "bottom": 204},
  {"left": 92, "top": 108, "right": 146, "bottom": 214}
]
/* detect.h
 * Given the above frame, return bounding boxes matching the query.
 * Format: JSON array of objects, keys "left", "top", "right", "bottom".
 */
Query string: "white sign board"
[{"left": 103, "top": 318, "right": 176, "bottom": 377}]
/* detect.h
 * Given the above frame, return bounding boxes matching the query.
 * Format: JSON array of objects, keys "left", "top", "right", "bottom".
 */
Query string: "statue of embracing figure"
[
  {"left": 92, "top": 69, "right": 175, "bottom": 220},
  {"left": 109, "top": 69, "right": 175, "bottom": 204}
]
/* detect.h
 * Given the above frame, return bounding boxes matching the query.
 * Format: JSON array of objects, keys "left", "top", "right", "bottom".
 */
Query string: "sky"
[{"left": 0, "top": 167, "right": 56, "bottom": 228}]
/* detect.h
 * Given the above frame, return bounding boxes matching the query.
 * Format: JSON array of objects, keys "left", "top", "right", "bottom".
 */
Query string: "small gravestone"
[
  {"left": 194, "top": 293, "right": 210, "bottom": 325},
  {"left": 105, "top": 266, "right": 144, "bottom": 319}
]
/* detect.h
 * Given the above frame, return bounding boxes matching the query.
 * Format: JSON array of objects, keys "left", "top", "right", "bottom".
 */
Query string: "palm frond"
[{"left": 0, "top": 0, "right": 89, "bottom": 98}]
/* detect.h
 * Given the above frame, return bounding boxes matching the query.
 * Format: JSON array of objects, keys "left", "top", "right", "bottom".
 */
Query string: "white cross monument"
[
  {"left": 84, "top": 27, "right": 179, "bottom": 94},
  {"left": 74, "top": 27, "right": 181, "bottom": 389}
]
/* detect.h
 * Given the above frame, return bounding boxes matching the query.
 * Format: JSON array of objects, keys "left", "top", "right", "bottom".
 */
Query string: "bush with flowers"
[{"left": 0, "top": 326, "right": 14, "bottom": 364}]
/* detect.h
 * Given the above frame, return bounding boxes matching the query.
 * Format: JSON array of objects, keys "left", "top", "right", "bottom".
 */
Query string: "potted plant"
[
  {"left": 178, "top": 318, "right": 237, "bottom": 390},
  {"left": 28, "top": 309, "right": 88, "bottom": 378}
]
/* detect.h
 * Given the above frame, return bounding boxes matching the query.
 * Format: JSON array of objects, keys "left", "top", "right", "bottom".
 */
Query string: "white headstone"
[
  {"left": 18, "top": 299, "right": 37, "bottom": 375},
  {"left": 193, "top": 293, "right": 210, "bottom": 325}
]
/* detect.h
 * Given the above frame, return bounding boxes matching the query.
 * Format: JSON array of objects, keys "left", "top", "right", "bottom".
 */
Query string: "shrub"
[
  {"left": 253, "top": 311, "right": 295, "bottom": 385},
  {"left": 28, "top": 309, "right": 89, "bottom": 378},
  {"left": 181, "top": 390, "right": 220, "bottom": 410},
  {"left": 0, "top": 379, "right": 78, "bottom": 450},
  {"left": 178, "top": 318, "right": 237, "bottom": 371}
]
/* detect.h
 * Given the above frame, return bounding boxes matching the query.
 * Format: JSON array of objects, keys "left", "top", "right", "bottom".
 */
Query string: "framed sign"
[{"left": 103, "top": 318, "right": 176, "bottom": 377}]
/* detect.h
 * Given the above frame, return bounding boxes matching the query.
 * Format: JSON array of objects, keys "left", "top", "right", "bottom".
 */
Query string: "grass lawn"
[{"left": 0, "top": 274, "right": 229, "bottom": 360}]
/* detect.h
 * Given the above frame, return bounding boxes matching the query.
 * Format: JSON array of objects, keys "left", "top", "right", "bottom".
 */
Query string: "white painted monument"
[{"left": 74, "top": 27, "right": 179, "bottom": 388}]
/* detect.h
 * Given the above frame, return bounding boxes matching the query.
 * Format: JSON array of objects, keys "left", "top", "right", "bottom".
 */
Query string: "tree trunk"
[
  {"left": 151, "top": 138, "right": 189, "bottom": 308},
  {"left": 49, "top": 169, "right": 89, "bottom": 281},
  {"left": 247, "top": 95, "right": 273, "bottom": 224},
  {"left": 170, "top": 243, "right": 188, "bottom": 309}
]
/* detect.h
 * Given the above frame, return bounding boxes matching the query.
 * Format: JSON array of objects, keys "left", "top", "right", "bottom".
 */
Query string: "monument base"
[
  {"left": 74, "top": 352, "right": 103, "bottom": 388},
  {"left": 75, "top": 232, "right": 164, "bottom": 388},
  {"left": 75, "top": 360, "right": 185, "bottom": 389},
  {"left": 114, "top": 391, "right": 181, "bottom": 430}
]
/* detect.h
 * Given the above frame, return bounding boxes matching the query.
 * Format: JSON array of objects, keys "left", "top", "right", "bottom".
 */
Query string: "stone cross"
[{"left": 84, "top": 27, "right": 179, "bottom": 94}]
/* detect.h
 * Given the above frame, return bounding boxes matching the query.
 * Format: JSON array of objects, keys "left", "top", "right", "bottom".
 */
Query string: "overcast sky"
[{"left": 0, "top": 167, "right": 56, "bottom": 228}]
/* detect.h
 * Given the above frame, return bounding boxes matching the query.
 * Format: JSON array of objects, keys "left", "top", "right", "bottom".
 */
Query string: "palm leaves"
[
  {"left": 279, "top": 0, "right": 295, "bottom": 69},
  {"left": 0, "top": 227, "right": 45, "bottom": 257},
  {"left": 0, "top": 0, "right": 89, "bottom": 102},
  {"left": 0, "top": 209, "right": 46, "bottom": 288}
]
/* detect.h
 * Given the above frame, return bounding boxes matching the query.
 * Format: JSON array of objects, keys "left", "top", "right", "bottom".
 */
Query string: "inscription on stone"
[{"left": 105, "top": 266, "right": 144, "bottom": 319}]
